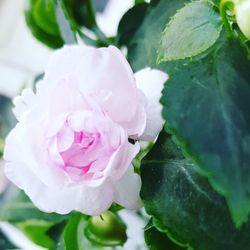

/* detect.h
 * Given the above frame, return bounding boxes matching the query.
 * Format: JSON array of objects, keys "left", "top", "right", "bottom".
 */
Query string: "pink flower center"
[{"left": 47, "top": 113, "right": 120, "bottom": 182}]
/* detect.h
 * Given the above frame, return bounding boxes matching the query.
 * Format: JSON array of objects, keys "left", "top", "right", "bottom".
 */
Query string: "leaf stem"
[
  {"left": 219, "top": 0, "right": 235, "bottom": 38},
  {"left": 85, "top": 0, "right": 112, "bottom": 45}
]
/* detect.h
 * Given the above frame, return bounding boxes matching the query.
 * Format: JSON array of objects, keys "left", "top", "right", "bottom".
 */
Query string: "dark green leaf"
[
  {"left": 162, "top": 39, "right": 250, "bottom": 226},
  {"left": 141, "top": 131, "right": 250, "bottom": 250},
  {"left": 157, "top": 1, "right": 222, "bottom": 62},
  {"left": 144, "top": 223, "right": 184, "bottom": 250},
  {"left": 117, "top": 3, "right": 148, "bottom": 46}
]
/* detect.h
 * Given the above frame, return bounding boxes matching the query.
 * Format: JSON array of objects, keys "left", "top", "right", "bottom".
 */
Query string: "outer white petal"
[
  {"left": 43, "top": 45, "right": 138, "bottom": 125},
  {"left": 5, "top": 160, "right": 115, "bottom": 216},
  {"left": 13, "top": 88, "right": 36, "bottom": 121},
  {"left": 135, "top": 68, "right": 168, "bottom": 141},
  {"left": 114, "top": 165, "right": 142, "bottom": 209}
]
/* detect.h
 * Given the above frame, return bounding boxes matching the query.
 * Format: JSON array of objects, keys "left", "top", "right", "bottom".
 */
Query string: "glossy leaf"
[
  {"left": 144, "top": 220, "right": 184, "bottom": 250},
  {"left": 162, "top": 39, "right": 250, "bottom": 226},
  {"left": 157, "top": 1, "right": 222, "bottom": 62},
  {"left": 141, "top": 131, "right": 250, "bottom": 250}
]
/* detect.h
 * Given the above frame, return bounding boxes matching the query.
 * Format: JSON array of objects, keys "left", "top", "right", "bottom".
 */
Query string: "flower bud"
[
  {"left": 235, "top": 0, "right": 250, "bottom": 39},
  {"left": 85, "top": 211, "right": 127, "bottom": 247}
]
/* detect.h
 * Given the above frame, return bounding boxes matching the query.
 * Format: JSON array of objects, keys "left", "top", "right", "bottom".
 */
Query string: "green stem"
[
  {"left": 77, "top": 29, "right": 98, "bottom": 46},
  {"left": 219, "top": 0, "right": 236, "bottom": 38},
  {"left": 85, "top": 0, "right": 111, "bottom": 45},
  {"left": 85, "top": 0, "right": 97, "bottom": 27}
]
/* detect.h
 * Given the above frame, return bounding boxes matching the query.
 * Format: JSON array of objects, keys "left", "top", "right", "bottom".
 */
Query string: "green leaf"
[
  {"left": 32, "top": 0, "right": 60, "bottom": 36},
  {"left": 17, "top": 220, "right": 56, "bottom": 249},
  {"left": 55, "top": 0, "right": 77, "bottom": 45},
  {"left": 117, "top": 3, "right": 148, "bottom": 46},
  {"left": 25, "top": 8, "right": 64, "bottom": 48},
  {"left": 0, "top": 191, "right": 68, "bottom": 223},
  {"left": 157, "top": 1, "right": 222, "bottom": 62},
  {"left": 62, "top": 213, "right": 82, "bottom": 250},
  {"left": 126, "top": 0, "right": 189, "bottom": 72},
  {"left": 144, "top": 223, "right": 184, "bottom": 250},
  {"left": 141, "top": 131, "right": 250, "bottom": 250},
  {"left": 162, "top": 39, "right": 250, "bottom": 226}
]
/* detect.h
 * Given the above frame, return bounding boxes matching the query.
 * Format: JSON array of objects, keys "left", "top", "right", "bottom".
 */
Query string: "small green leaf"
[
  {"left": 25, "top": 8, "right": 64, "bottom": 48},
  {"left": 162, "top": 39, "right": 250, "bottom": 226},
  {"left": 141, "top": 131, "right": 250, "bottom": 250},
  {"left": 158, "top": 1, "right": 222, "bottom": 62},
  {"left": 32, "top": 0, "right": 60, "bottom": 36},
  {"left": 126, "top": 0, "right": 193, "bottom": 74},
  {"left": 17, "top": 220, "right": 55, "bottom": 249},
  {"left": 62, "top": 213, "right": 82, "bottom": 250}
]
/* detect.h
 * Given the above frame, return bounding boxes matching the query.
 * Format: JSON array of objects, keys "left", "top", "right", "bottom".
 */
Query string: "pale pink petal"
[
  {"left": 44, "top": 45, "right": 138, "bottom": 126},
  {"left": 104, "top": 138, "right": 140, "bottom": 182},
  {"left": 5, "top": 161, "right": 114, "bottom": 215},
  {"left": 120, "top": 91, "right": 146, "bottom": 137},
  {"left": 114, "top": 165, "right": 142, "bottom": 209},
  {"left": 57, "top": 125, "right": 74, "bottom": 152},
  {"left": 135, "top": 68, "right": 168, "bottom": 141}
]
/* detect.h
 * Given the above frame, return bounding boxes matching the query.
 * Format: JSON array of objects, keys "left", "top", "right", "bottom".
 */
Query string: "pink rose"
[{"left": 4, "top": 45, "right": 167, "bottom": 215}]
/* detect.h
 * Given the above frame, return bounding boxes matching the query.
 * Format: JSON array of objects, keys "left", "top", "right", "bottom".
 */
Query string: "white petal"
[
  {"left": 13, "top": 88, "right": 36, "bottom": 121},
  {"left": 135, "top": 68, "right": 168, "bottom": 141},
  {"left": 44, "top": 45, "right": 138, "bottom": 126},
  {"left": 114, "top": 165, "right": 142, "bottom": 210},
  {"left": 5, "top": 161, "right": 114, "bottom": 215}
]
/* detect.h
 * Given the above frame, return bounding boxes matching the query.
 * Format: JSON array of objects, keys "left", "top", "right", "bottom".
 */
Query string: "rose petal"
[
  {"left": 135, "top": 67, "right": 168, "bottom": 141},
  {"left": 13, "top": 88, "right": 36, "bottom": 121},
  {"left": 5, "top": 161, "right": 114, "bottom": 215},
  {"left": 44, "top": 45, "right": 139, "bottom": 128},
  {"left": 114, "top": 165, "right": 142, "bottom": 209}
]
